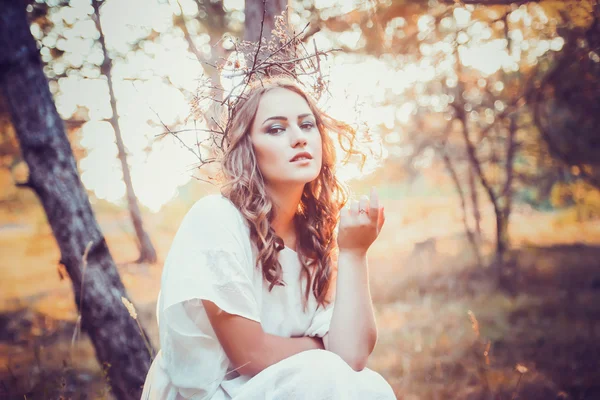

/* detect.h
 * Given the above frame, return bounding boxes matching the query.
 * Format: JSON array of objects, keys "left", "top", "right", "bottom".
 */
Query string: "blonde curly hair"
[{"left": 219, "top": 77, "right": 362, "bottom": 309}]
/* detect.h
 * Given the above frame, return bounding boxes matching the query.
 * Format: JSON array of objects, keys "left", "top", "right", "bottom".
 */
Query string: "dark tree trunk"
[
  {"left": 0, "top": 2, "right": 152, "bottom": 399},
  {"left": 92, "top": 0, "right": 157, "bottom": 264},
  {"left": 244, "top": 0, "right": 288, "bottom": 42}
]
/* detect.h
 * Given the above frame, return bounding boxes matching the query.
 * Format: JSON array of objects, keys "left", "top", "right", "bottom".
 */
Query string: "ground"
[{"left": 1, "top": 196, "right": 600, "bottom": 399}]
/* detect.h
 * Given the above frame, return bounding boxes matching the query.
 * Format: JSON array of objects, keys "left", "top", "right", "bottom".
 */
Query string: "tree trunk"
[
  {"left": 500, "top": 115, "right": 517, "bottom": 254},
  {"left": 244, "top": 0, "right": 288, "bottom": 42},
  {"left": 468, "top": 163, "right": 482, "bottom": 242},
  {"left": 453, "top": 42, "right": 510, "bottom": 280},
  {"left": 177, "top": 0, "right": 227, "bottom": 143},
  {"left": 440, "top": 148, "right": 483, "bottom": 267},
  {"left": 92, "top": 0, "right": 157, "bottom": 264},
  {"left": 494, "top": 210, "right": 509, "bottom": 263},
  {"left": 176, "top": 0, "right": 225, "bottom": 90},
  {"left": 0, "top": 2, "right": 152, "bottom": 399}
]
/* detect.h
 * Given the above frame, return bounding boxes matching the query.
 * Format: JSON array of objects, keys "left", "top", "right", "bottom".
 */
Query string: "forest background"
[{"left": 1, "top": 0, "right": 599, "bottom": 399}]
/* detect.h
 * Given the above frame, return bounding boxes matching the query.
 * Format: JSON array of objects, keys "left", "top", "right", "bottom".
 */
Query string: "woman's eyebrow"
[
  {"left": 262, "top": 113, "right": 314, "bottom": 125},
  {"left": 262, "top": 116, "right": 287, "bottom": 125}
]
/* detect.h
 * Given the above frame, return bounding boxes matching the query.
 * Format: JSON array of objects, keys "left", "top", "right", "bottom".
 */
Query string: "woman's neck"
[{"left": 267, "top": 184, "right": 304, "bottom": 249}]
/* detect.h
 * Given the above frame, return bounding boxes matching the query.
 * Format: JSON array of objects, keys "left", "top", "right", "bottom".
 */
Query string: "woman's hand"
[{"left": 337, "top": 187, "right": 385, "bottom": 256}]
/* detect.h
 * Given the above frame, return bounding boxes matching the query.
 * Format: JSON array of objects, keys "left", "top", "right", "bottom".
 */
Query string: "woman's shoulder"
[
  {"left": 185, "top": 194, "right": 246, "bottom": 233},
  {"left": 189, "top": 193, "right": 238, "bottom": 214}
]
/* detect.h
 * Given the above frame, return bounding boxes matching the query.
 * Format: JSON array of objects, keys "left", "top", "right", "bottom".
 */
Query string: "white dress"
[{"left": 141, "top": 194, "right": 395, "bottom": 400}]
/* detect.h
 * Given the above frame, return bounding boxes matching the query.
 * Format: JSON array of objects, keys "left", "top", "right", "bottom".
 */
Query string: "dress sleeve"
[
  {"left": 158, "top": 195, "right": 260, "bottom": 398},
  {"left": 161, "top": 195, "right": 259, "bottom": 319},
  {"left": 305, "top": 297, "right": 335, "bottom": 338}
]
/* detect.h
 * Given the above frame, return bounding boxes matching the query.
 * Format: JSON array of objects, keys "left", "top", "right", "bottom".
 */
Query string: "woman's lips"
[
  {"left": 290, "top": 152, "right": 312, "bottom": 162},
  {"left": 291, "top": 158, "right": 311, "bottom": 164}
]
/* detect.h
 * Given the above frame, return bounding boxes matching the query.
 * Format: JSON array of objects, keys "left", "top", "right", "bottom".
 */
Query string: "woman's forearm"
[
  {"left": 242, "top": 334, "right": 323, "bottom": 376},
  {"left": 325, "top": 250, "right": 378, "bottom": 371}
]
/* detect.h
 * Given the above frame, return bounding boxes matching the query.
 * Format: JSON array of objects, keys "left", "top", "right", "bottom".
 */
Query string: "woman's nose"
[{"left": 290, "top": 126, "right": 307, "bottom": 147}]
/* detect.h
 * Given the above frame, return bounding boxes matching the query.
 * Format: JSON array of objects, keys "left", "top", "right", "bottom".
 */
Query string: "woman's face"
[{"left": 250, "top": 87, "right": 323, "bottom": 187}]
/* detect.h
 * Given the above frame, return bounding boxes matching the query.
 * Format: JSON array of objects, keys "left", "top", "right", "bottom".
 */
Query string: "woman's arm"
[
  {"left": 203, "top": 300, "right": 324, "bottom": 377},
  {"left": 324, "top": 250, "right": 377, "bottom": 371},
  {"left": 324, "top": 188, "right": 385, "bottom": 371}
]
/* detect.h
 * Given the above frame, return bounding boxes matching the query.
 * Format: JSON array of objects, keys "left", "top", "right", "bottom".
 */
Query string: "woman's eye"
[
  {"left": 301, "top": 122, "right": 315, "bottom": 130},
  {"left": 267, "top": 126, "right": 285, "bottom": 135}
]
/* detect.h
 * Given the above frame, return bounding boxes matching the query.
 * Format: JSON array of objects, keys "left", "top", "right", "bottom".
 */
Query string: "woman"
[{"left": 141, "top": 78, "right": 395, "bottom": 399}]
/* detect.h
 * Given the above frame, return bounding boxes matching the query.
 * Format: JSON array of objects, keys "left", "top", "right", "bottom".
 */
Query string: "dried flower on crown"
[{"left": 178, "top": 12, "right": 339, "bottom": 171}]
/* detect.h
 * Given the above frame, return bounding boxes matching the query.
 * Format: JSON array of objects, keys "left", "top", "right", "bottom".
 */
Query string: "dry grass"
[{"left": 1, "top": 199, "right": 600, "bottom": 399}]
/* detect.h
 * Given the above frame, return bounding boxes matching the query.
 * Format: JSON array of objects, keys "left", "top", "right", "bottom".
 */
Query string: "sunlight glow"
[
  {"left": 47, "top": 0, "right": 566, "bottom": 211},
  {"left": 459, "top": 40, "right": 513, "bottom": 76},
  {"left": 453, "top": 8, "right": 472, "bottom": 28}
]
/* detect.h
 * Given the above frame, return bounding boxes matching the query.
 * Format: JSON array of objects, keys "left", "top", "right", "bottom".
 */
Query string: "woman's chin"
[
  {"left": 296, "top": 170, "right": 321, "bottom": 184},
  {"left": 268, "top": 173, "right": 319, "bottom": 186}
]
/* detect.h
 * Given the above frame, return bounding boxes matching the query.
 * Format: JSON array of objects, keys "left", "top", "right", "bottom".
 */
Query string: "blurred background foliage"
[{"left": 1, "top": 0, "right": 600, "bottom": 399}]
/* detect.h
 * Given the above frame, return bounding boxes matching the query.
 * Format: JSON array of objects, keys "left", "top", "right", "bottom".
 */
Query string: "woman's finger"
[
  {"left": 350, "top": 199, "right": 360, "bottom": 216},
  {"left": 358, "top": 195, "right": 369, "bottom": 217},
  {"left": 370, "top": 187, "right": 379, "bottom": 209},
  {"left": 339, "top": 205, "right": 348, "bottom": 220},
  {"left": 369, "top": 187, "right": 379, "bottom": 222},
  {"left": 377, "top": 207, "right": 386, "bottom": 231}
]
